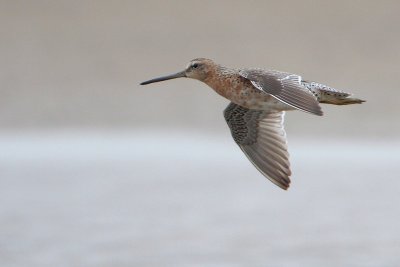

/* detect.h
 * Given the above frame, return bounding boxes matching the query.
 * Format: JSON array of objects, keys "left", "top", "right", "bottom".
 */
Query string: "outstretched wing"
[
  {"left": 224, "top": 102, "right": 292, "bottom": 190},
  {"left": 239, "top": 69, "right": 323, "bottom": 116}
]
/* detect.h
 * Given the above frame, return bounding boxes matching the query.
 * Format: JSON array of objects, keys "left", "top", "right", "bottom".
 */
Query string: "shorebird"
[{"left": 140, "top": 58, "right": 365, "bottom": 190}]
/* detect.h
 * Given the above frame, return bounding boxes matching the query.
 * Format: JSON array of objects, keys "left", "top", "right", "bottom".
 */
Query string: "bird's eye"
[{"left": 192, "top": 63, "right": 199, "bottom": 69}]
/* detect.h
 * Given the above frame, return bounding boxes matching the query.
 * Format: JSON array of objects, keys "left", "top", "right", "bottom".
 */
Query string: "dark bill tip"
[{"left": 140, "top": 71, "right": 186, "bottom": 85}]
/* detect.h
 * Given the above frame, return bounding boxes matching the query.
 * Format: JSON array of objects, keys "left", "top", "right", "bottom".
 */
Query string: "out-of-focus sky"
[{"left": 1, "top": 1, "right": 399, "bottom": 138}]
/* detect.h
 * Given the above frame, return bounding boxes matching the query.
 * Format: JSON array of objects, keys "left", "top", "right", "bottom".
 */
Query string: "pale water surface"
[{"left": 0, "top": 131, "right": 399, "bottom": 267}]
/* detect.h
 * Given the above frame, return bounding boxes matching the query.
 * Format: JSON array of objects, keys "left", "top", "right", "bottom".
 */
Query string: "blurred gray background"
[{"left": 1, "top": 1, "right": 399, "bottom": 266}]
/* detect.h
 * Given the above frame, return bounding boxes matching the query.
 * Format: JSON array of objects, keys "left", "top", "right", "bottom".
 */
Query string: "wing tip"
[
  {"left": 299, "top": 105, "right": 323, "bottom": 116},
  {"left": 315, "top": 108, "right": 324, "bottom": 116},
  {"left": 308, "top": 102, "right": 323, "bottom": 116},
  {"left": 274, "top": 180, "right": 290, "bottom": 190}
]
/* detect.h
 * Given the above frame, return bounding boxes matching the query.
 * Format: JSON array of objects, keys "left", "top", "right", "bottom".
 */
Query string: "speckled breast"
[{"left": 205, "top": 73, "right": 289, "bottom": 111}]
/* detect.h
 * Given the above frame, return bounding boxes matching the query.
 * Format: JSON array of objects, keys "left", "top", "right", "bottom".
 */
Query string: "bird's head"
[{"left": 140, "top": 58, "right": 215, "bottom": 85}]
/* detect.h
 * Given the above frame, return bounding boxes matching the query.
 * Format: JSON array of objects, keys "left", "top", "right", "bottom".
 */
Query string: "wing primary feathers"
[{"left": 224, "top": 102, "right": 291, "bottom": 190}]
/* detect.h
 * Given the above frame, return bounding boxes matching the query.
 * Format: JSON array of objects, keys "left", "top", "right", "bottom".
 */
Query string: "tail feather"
[
  {"left": 320, "top": 97, "right": 366, "bottom": 105},
  {"left": 301, "top": 80, "right": 366, "bottom": 106}
]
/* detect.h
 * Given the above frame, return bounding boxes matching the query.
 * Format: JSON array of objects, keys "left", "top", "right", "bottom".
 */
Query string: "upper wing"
[
  {"left": 224, "top": 102, "right": 291, "bottom": 190},
  {"left": 239, "top": 69, "right": 323, "bottom": 116}
]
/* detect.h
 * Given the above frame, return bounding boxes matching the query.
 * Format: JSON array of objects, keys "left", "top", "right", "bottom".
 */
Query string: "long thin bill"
[{"left": 140, "top": 71, "right": 186, "bottom": 85}]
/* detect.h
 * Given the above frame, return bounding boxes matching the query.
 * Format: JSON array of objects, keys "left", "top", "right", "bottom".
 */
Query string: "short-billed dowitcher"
[{"left": 140, "top": 58, "right": 365, "bottom": 190}]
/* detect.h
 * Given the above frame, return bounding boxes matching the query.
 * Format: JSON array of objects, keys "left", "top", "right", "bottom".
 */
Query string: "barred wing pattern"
[
  {"left": 239, "top": 69, "right": 323, "bottom": 116},
  {"left": 224, "top": 102, "right": 291, "bottom": 190}
]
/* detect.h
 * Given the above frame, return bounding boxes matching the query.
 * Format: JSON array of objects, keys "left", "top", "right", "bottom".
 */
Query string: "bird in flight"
[{"left": 140, "top": 58, "right": 364, "bottom": 190}]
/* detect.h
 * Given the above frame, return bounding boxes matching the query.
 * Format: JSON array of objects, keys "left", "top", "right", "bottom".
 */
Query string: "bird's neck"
[{"left": 203, "top": 65, "right": 239, "bottom": 96}]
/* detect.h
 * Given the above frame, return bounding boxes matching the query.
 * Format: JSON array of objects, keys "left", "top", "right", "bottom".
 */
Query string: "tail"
[
  {"left": 322, "top": 97, "right": 365, "bottom": 105},
  {"left": 301, "top": 81, "right": 366, "bottom": 105}
]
